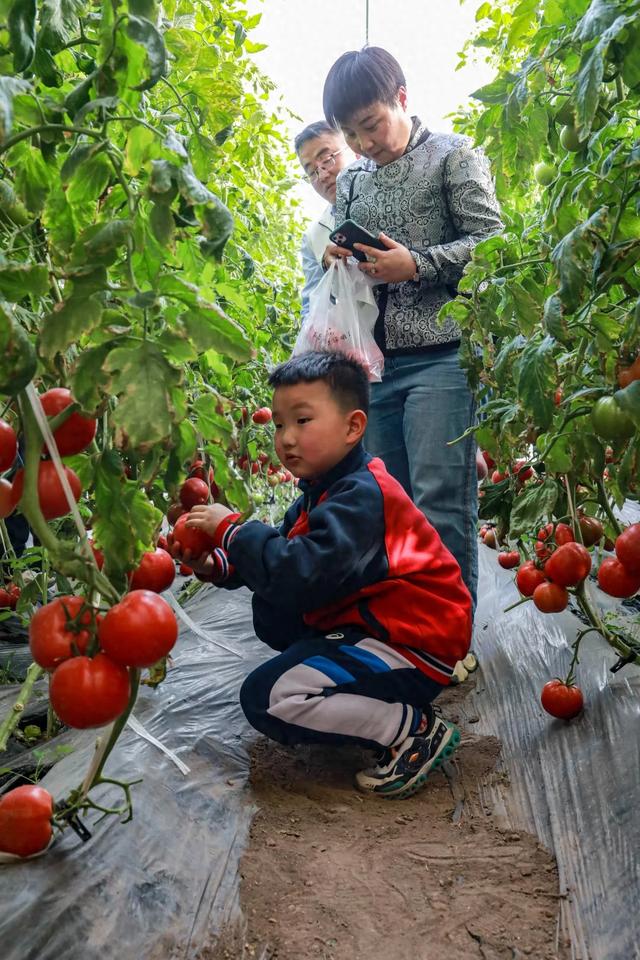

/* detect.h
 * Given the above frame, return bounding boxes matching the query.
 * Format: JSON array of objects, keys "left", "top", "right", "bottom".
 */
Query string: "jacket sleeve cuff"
[
  {"left": 213, "top": 513, "right": 243, "bottom": 550},
  {"left": 195, "top": 547, "right": 236, "bottom": 583},
  {"left": 409, "top": 249, "right": 439, "bottom": 285}
]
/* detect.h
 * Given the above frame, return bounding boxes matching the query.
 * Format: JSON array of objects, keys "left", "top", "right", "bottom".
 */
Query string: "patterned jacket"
[{"left": 334, "top": 117, "right": 503, "bottom": 354}]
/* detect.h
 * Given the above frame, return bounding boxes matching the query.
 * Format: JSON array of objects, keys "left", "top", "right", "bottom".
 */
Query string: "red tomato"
[
  {"left": 0, "top": 588, "right": 13, "bottom": 609},
  {"left": 554, "top": 387, "right": 563, "bottom": 406},
  {"left": 258, "top": 452, "right": 270, "bottom": 465},
  {"left": 0, "top": 785, "right": 53, "bottom": 858},
  {"left": 534, "top": 540, "right": 552, "bottom": 561},
  {"left": 544, "top": 542, "right": 591, "bottom": 587},
  {"left": 597, "top": 557, "right": 640, "bottom": 598},
  {"left": 516, "top": 561, "right": 547, "bottom": 597},
  {"left": 0, "top": 478, "right": 15, "bottom": 518},
  {"left": 483, "top": 529, "right": 497, "bottom": 549},
  {"left": 130, "top": 548, "right": 176, "bottom": 593},
  {"left": 537, "top": 523, "right": 554, "bottom": 542},
  {"left": 157, "top": 534, "right": 169, "bottom": 551},
  {"left": 491, "top": 469, "right": 508, "bottom": 483},
  {"left": 188, "top": 459, "right": 207, "bottom": 481},
  {"left": 12, "top": 462, "right": 82, "bottom": 520},
  {"left": 498, "top": 551, "right": 520, "bottom": 569},
  {"left": 282, "top": 470, "right": 293, "bottom": 482},
  {"left": 29, "top": 595, "right": 97, "bottom": 669},
  {"left": 578, "top": 514, "right": 604, "bottom": 547},
  {"left": 40, "top": 388, "right": 97, "bottom": 457},
  {"left": 0, "top": 419, "right": 17, "bottom": 472},
  {"left": 252, "top": 407, "right": 272, "bottom": 425},
  {"left": 481, "top": 450, "right": 496, "bottom": 471},
  {"left": 91, "top": 543, "right": 104, "bottom": 570},
  {"left": 555, "top": 523, "right": 575, "bottom": 545},
  {"left": 533, "top": 581, "right": 569, "bottom": 613},
  {"left": 167, "top": 502, "right": 186, "bottom": 526},
  {"left": 99, "top": 590, "right": 178, "bottom": 668},
  {"left": 179, "top": 477, "right": 209, "bottom": 509},
  {"left": 512, "top": 459, "right": 533, "bottom": 482},
  {"left": 615, "top": 523, "right": 640, "bottom": 575},
  {"left": 172, "top": 513, "right": 214, "bottom": 556},
  {"left": 541, "top": 679, "right": 584, "bottom": 720},
  {"left": 0, "top": 583, "right": 20, "bottom": 609},
  {"left": 50, "top": 653, "right": 130, "bottom": 728},
  {"left": 180, "top": 563, "right": 193, "bottom": 576}
]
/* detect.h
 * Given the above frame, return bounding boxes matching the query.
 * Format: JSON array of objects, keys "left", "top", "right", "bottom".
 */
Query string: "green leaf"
[
  {"left": 105, "top": 340, "right": 182, "bottom": 449},
  {"left": 0, "top": 76, "right": 30, "bottom": 143},
  {"left": 80, "top": 219, "right": 131, "bottom": 260},
  {"left": 199, "top": 198, "right": 234, "bottom": 261},
  {"left": 182, "top": 304, "right": 253, "bottom": 362},
  {"left": 574, "top": 43, "right": 605, "bottom": 139},
  {"left": 192, "top": 394, "right": 233, "bottom": 444},
  {"left": 124, "top": 124, "right": 156, "bottom": 176},
  {"left": 0, "top": 303, "right": 37, "bottom": 394},
  {"left": 541, "top": 434, "right": 573, "bottom": 474},
  {"left": 39, "top": 295, "right": 103, "bottom": 358},
  {"left": 14, "top": 149, "right": 53, "bottom": 214},
  {"left": 471, "top": 77, "right": 512, "bottom": 105},
  {"left": 8, "top": 0, "right": 36, "bottom": 72},
  {"left": 40, "top": 0, "right": 84, "bottom": 50},
  {"left": 149, "top": 201, "right": 175, "bottom": 246},
  {"left": 543, "top": 294, "right": 569, "bottom": 343},
  {"left": 514, "top": 335, "right": 557, "bottom": 430},
  {"left": 127, "top": 16, "right": 167, "bottom": 92},
  {"left": 509, "top": 478, "right": 559, "bottom": 537},
  {"left": 0, "top": 259, "right": 49, "bottom": 300},
  {"left": 93, "top": 451, "right": 162, "bottom": 578},
  {"left": 574, "top": 0, "right": 620, "bottom": 42},
  {"left": 550, "top": 207, "right": 608, "bottom": 312},
  {"left": 71, "top": 341, "right": 113, "bottom": 410},
  {"left": 67, "top": 153, "right": 112, "bottom": 204},
  {"left": 614, "top": 380, "right": 640, "bottom": 428}
]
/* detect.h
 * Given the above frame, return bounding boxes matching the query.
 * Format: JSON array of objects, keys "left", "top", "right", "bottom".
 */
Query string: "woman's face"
[{"left": 340, "top": 89, "right": 412, "bottom": 166}]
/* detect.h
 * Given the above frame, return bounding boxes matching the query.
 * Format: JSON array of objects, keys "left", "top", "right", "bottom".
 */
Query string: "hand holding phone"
[{"left": 329, "top": 219, "right": 387, "bottom": 263}]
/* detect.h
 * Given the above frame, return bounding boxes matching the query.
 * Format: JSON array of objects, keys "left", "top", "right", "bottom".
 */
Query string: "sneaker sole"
[{"left": 376, "top": 726, "right": 461, "bottom": 800}]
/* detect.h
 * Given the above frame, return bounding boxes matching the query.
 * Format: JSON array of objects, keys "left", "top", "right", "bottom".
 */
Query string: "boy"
[{"left": 172, "top": 352, "right": 472, "bottom": 799}]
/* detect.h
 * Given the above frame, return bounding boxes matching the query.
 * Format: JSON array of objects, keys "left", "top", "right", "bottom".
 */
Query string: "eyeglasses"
[{"left": 303, "top": 147, "right": 347, "bottom": 183}]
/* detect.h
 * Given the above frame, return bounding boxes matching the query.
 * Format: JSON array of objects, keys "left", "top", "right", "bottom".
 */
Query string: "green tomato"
[
  {"left": 552, "top": 97, "right": 574, "bottom": 126},
  {"left": 560, "top": 125, "right": 584, "bottom": 152},
  {"left": 534, "top": 162, "right": 556, "bottom": 186},
  {"left": 591, "top": 397, "right": 636, "bottom": 440}
]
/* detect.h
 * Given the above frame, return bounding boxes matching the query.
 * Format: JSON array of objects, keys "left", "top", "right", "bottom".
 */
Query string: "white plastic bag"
[{"left": 294, "top": 259, "right": 384, "bottom": 382}]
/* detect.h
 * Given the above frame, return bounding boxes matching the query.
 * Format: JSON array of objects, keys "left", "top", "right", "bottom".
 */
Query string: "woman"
[{"left": 322, "top": 47, "right": 503, "bottom": 609}]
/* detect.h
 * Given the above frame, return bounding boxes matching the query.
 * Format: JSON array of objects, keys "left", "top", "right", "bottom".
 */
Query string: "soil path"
[{"left": 203, "top": 686, "right": 570, "bottom": 960}]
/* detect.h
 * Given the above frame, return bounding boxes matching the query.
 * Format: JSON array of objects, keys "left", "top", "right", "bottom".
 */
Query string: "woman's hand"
[
  {"left": 321, "top": 242, "right": 351, "bottom": 270},
  {"left": 354, "top": 232, "right": 417, "bottom": 284}
]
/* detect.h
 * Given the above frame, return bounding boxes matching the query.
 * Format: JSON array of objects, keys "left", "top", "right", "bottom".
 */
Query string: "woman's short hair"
[{"left": 323, "top": 47, "right": 406, "bottom": 128}]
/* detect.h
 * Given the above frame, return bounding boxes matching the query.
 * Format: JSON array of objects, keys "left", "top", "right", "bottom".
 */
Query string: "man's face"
[{"left": 297, "top": 133, "right": 351, "bottom": 205}]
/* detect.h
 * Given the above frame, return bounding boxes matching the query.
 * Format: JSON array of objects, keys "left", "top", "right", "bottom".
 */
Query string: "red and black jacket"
[{"left": 212, "top": 444, "right": 472, "bottom": 685}]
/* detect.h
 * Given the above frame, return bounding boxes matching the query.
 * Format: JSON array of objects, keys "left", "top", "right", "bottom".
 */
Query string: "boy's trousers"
[{"left": 240, "top": 628, "right": 445, "bottom": 750}]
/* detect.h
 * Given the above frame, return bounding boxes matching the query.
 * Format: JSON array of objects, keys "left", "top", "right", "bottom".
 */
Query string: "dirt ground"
[{"left": 203, "top": 683, "right": 571, "bottom": 960}]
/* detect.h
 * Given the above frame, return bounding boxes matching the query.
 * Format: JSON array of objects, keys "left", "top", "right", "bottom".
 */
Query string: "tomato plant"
[
  {"left": 29, "top": 596, "right": 97, "bottom": 668},
  {"left": 516, "top": 561, "right": 547, "bottom": 597},
  {"left": 99, "top": 590, "right": 178, "bottom": 668},
  {"left": 541, "top": 680, "right": 584, "bottom": 720},
  {"left": 533, "top": 582, "right": 569, "bottom": 613},
  {"left": 0, "top": 785, "right": 54, "bottom": 858},
  {"left": 545, "top": 543, "right": 591, "bottom": 587},
  {"left": 12, "top": 461, "right": 82, "bottom": 520},
  {"left": 179, "top": 478, "right": 210, "bottom": 510},
  {"left": 450, "top": 0, "right": 640, "bottom": 678},
  {"left": 40, "top": 388, "right": 97, "bottom": 457},
  {"left": 498, "top": 550, "right": 520, "bottom": 569}
]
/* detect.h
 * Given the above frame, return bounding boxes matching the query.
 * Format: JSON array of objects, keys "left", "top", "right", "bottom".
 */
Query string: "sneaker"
[{"left": 355, "top": 715, "right": 461, "bottom": 799}]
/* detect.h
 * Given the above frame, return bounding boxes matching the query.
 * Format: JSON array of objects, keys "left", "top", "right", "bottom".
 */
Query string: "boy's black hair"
[
  {"left": 294, "top": 120, "right": 340, "bottom": 155},
  {"left": 268, "top": 352, "right": 369, "bottom": 414},
  {"left": 323, "top": 47, "right": 406, "bottom": 128}
]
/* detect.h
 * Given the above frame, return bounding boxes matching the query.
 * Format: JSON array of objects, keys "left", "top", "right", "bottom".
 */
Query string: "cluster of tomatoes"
[
  {"left": 236, "top": 406, "right": 294, "bottom": 487},
  {"left": 0, "top": 389, "right": 96, "bottom": 524},
  {"left": 481, "top": 451, "right": 534, "bottom": 487}
]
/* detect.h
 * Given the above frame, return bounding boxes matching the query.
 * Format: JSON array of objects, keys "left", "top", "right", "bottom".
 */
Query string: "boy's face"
[{"left": 272, "top": 380, "right": 366, "bottom": 481}]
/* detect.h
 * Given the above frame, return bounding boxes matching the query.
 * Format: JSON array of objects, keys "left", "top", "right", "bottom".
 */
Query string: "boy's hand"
[
  {"left": 166, "top": 533, "right": 213, "bottom": 573},
  {"left": 185, "top": 503, "right": 234, "bottom": 538},
  {"left": 354, "top": 232, "right": 417, "bottom": 284}
]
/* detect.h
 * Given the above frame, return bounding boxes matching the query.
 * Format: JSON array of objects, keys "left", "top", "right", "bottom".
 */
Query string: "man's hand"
[
  {"left": 185, "top": 503, "right": 234, "bottom": 538},
  {"left": 321, "top": 242, "right": 351, "bottom": 270},
  {"left": 354, "top": 232, "right": 417, "bottom": 284}
]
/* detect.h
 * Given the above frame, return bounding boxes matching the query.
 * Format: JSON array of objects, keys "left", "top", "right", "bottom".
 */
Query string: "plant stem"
[
  {"left": 0, "top": 662, "right": 44, "bottom": 751},
  {"left": 594, "top": 477, "right": 623, "bottom": 536}
]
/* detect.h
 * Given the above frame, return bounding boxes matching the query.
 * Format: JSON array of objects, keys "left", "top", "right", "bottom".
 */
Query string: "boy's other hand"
[{"left": 185, "top": 503, "right": 234, "bottom": 538}]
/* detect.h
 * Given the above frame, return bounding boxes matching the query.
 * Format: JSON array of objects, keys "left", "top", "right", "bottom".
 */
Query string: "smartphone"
[{"left": 329, "top": 219, "right": 386, "bottom": 263}]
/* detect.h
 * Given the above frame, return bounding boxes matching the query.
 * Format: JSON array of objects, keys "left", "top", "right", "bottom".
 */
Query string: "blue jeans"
[{"left": 365, "top": 348, "right": 478, "bottom": 609}]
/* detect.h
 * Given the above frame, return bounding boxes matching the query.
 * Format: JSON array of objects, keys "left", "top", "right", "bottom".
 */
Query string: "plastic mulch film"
[
  {"left": 472, "top": 502, "right": 640, "bottom": 960},
  {"left": 0, "top": 584, "right": 269, "bottom": 960}
]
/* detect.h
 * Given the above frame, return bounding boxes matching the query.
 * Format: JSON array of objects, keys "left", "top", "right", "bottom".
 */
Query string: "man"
[{"left": 294, "top": 121, "right": 353, "bottom": 320}]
